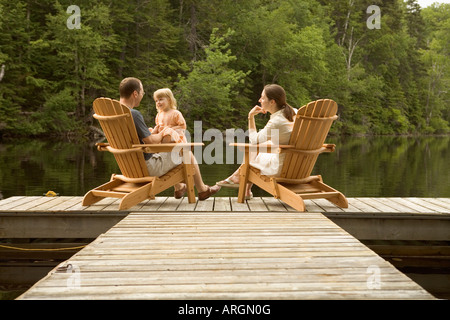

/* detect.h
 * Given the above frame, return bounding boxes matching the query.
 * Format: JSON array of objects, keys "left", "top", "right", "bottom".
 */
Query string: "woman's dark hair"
[{"left": 263, "top": 84, "right": 295, "bottom": 122}]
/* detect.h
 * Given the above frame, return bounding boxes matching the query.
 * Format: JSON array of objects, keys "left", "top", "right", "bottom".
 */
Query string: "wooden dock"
[
  {"left": 0, "top": 196, "right": 444, "bottom": 300},
  {"left": 1, "top": 196, "right": 449, "bottom": 240},
  {"left": 1, "top": 195, "right": 449, "bottom": 214}
]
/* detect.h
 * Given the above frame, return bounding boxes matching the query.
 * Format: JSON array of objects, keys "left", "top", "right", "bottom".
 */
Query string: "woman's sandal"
[{"left": 216, "top": 177, "right": 240, "bottom": 188}]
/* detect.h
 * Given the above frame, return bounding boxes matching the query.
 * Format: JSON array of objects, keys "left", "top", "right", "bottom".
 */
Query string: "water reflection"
[{"left": 0, "top": 136, "right": 448, "bottom": 199}]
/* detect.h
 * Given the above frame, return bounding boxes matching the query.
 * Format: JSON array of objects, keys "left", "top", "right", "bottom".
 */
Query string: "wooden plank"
[
  {"left": 20, "top": 289, "right": 432, "bottom": 300},
  {"left": 387, "top": 198, "right": 428, "bottom": 213},
  {"left": 18, "top": 288, "right": 432, "bottom": 300},
  {"left": 64, "top": 198, "right": 89, "bottom": 212},
  {"left": 311, "top": 199, "right": 344, "bottom": 212},
  {"left": 229, "top": 197, "right": 250, "bottom": 211},
  {"left": 213, "top": 197, "right": 231, "bottom": 211},
  {"left": 35, "top": 263, "right": 403, "bottom": 274},
  {"left": 0, "top": 196, "right": 41, "bottom": 211},
  {"left": 82, "top": 197, "right": 119, "bottom": 212},
  {"left": 359, "top": 198, "right": 401, "bottom": 213},
  {"left": 436, "top": 198, "right": 450, "bottom": 205},
  {"left": 13, "top": 197, "right": 56, "bottom": 211},
  {"left": 36, "top": 271, "right": 418, "bottom": 287},
  {"left": 371, "top": 198, "right": 419, "bottom": 213},
  {"left": 340, "top": 199, "right": 364, "bottom": 213},
  {"left": 400, "top": 198, "right": 446, "bottom": 214},
  {"left": 262, "top": 197, "right": 288, "bottom": 212},
  {"left": 32, "top": 197, "right": 78, "bottom": 211},
  {"left": 351, "top": 198, "right": 383, "bottom": 212},
  {"left": 157, "top": 197, "right": 182, "bottom": 211},
  {"left": 419, "top": 198, "right": 450, "bottom": 213},
  {"left": 194, "top": 198, "right": 214, "bottom": 211},
  {"left": 246, "top": 197, "right": 269, "bottom": 211},
  {"left": 49, "top": 197, "right": 84, "bottom": 211},
  {"left": 0, "top": 196, "right": 26, "bottom": 209},
  {"left": 3, "top": 196, "right": 448, "bottom": 215},
  {"left": 18, "top": 211, "right": 434, "bottom": 300},
  {"left": 87, "top": 241, "right": 370, "bottom": 250},
  {"left": 135, "top": 197, "right": 167, "bottom": 211},
  {"left": 176, "top": 197, "right": 197, "bottom": 211},
  {"left": 77, "top": 249, "right": 374, "bottom": 259},
  {"left": 100, "top": 198, "right": 126, "bottom": 211},
  {"left": 302, "top": 199, "right": 323, "bottom": 212}
]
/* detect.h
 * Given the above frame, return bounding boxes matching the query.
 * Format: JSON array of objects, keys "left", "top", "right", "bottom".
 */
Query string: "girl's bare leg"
[{"left": 161, "top": 135, "right": 173, "bottom": 144}]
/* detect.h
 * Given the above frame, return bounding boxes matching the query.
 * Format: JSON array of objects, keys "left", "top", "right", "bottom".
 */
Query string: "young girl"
[{"left": 150, "top": 88, "right": 187, "bottom": 143}]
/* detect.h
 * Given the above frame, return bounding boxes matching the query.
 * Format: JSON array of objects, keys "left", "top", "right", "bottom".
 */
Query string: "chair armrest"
[
  {"left": 96, "top": 142, "right": 109, "bottom": 152},
  {"left": 134, "top": 142, "right": 204, "bottom": 153},
  {"left": 229, "top": 143, "right": 294, "bottom": 154},
  {"left": 96, "top": 143, "right": 142, "bottom": 155},
  {"left": 229, "top": 143, "right": 335, "bottom": 155},
  {"left": 280, "top": 143, "right": 336, "bottom": 155},
  {"left": 96, "top": 142, "right": 204, "bottom": 154}
]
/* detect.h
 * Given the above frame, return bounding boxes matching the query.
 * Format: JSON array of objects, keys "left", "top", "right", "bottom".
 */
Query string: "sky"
[{"left": 416, "top": 0, "right": 450, "bottom": 8}]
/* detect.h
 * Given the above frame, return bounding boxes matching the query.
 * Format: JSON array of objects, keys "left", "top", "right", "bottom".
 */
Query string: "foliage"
[
  {"left": 175, "top": 28, "right": 249, "bottom": 131},
  {"left": 0, "top": 0, "right": 448, "bottom": 137}
]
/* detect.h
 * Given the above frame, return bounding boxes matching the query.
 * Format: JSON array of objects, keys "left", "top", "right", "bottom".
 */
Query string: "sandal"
[
  {"left": 216, "top": 177, "right": 240, "bottom": 188},
  {"left": 245, "top": 192, "right": 253, "bottom": 200}
]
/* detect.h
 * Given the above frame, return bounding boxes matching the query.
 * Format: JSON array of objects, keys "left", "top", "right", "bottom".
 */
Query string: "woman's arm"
[
  {"left": 248, "top": 105, "right": 269, "bottom": 144},
  {"left": 248, "top": 105, "right": 264, "bottom": 131}
]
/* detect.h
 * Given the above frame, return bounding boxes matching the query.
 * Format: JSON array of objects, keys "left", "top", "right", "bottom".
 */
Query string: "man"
[{"left": 118, "top": 77, "right": 220, "bottom": 200}]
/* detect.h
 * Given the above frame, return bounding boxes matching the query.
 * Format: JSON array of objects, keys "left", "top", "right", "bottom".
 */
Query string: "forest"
[{"left": 0, "top": 0, "right": 449, "bottom": 137}]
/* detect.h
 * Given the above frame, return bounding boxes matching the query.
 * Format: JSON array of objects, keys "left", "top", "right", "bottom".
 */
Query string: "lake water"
[
  {"left": 0, "top": 135, "right": 449, "bottom": 199},
  {"left": 1, "top": 135, "right": 449, "bottom": 300}
]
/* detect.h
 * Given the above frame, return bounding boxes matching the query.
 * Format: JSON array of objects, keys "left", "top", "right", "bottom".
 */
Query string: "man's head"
[{"left": 119, "top": 77, "right": 145, "bottom": 108}]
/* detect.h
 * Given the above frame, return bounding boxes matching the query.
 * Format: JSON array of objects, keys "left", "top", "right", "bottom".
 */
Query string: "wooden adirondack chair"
[
  {"left": 232, "top": 99, "right": 348, "bottom": 212},
  {"left": 82, "top": 98, "right": 200, "bottom": 210}
]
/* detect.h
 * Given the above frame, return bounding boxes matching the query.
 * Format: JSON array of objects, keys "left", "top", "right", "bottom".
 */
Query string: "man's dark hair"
[{"left": 119, "top": 77, "right": 142, "bottom": 98}]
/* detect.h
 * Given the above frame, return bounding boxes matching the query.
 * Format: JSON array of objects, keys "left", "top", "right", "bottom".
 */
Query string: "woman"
[{"left": 217, "top": 84, "right": 296, "bottom": 199}]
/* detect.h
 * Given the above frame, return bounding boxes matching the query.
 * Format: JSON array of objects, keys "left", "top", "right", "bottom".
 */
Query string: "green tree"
[
  {"left": 175, "top": 28, "right": 248, "bottom": 131},
  {"left": 0, "top": 1, "right": 50, "bottom": 135},
  {"left": 0, "top": 0, "right": 448, "bottom": 137},
  {"left": 45, "top": 1, "right": 116, "bottom": 122},
  {"left": 420, "top": 3, "right": 450, "bottom": 133}
]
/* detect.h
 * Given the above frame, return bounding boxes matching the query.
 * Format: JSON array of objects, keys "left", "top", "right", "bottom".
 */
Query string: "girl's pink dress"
[{"left": 155, "top": 109, "right": 187, "bottom": 143}]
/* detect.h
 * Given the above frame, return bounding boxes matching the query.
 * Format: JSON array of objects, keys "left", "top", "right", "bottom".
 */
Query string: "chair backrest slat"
[
  {"left": 93, "top": 98, "right": 148, "bottom": 178},
  {"left": 280, "top": 99, "right": 337, "bottom": 180}
]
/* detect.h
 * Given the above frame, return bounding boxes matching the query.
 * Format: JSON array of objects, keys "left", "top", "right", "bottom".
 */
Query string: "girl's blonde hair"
[{"left": 153, "top": 88, "right": 177, "bottom": 110}]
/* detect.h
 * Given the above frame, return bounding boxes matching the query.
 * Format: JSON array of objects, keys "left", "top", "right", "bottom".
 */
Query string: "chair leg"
[
  {"left": 180, "top": 150, "right": 196, "bottom": 203},
  {"left": 276, "top": 184, "right": 306, "bottom": 212},
  {"left": 238, "top": 165, "right": 249, "bottom": 203},
  {"left": 312, "top": 180, "right": 348, "bottom": 209},
  {"left": 326, "top": 192, "right": 348, "bottom": 208},
  {"left": 237, "top": 150, "right": 250, "bottom": 203},
  {"left": 183, "top": 164, "right": 196, "bottom": 203},
  {"left": 82, "top": 179, "right": 123, "bottom": 206},
  {"left": 285, "top": 197, "right": 306, "bottom": 212},
  {"left": 82, "top": 190, "right": 103, "bottom": 206},
  {"left": 119, "top": 183, "right": 152, "bottom": 210}
]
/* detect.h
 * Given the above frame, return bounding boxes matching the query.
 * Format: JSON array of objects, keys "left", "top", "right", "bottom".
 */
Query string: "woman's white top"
[{"left": 248, "top": 109, "right": 294, "bottom": 176}]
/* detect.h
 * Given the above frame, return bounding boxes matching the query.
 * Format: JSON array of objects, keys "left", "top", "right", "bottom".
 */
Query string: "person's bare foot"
[{"left": 216, "top": 177, "right": 240, "bottom": 188}]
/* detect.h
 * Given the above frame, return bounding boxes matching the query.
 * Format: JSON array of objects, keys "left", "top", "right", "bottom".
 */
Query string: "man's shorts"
[{"left": 145, "top": 152, "right": 182, "bottom": 177}]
